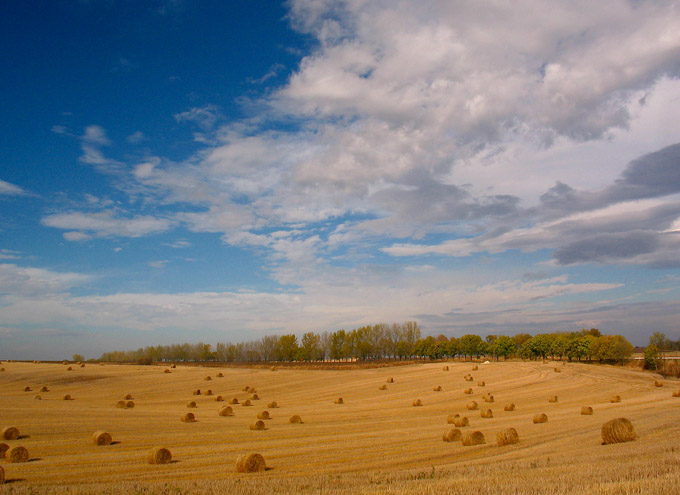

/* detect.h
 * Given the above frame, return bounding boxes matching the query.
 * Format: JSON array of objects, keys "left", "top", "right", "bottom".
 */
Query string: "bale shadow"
[
  {"left": 4, "top": 478, "right": 28, "bottom": 484},
  {"left": 17, "top": 435, "right": 30, "bottom": 440}
]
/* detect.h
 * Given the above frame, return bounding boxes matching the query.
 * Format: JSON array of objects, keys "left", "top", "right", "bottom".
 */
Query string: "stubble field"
[{"left": 0, "top": 360, "right": 678, "bottom": 494}]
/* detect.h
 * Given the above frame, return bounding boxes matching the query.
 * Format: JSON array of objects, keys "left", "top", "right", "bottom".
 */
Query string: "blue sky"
[{"left": 2, "top": 0, "right": 680, "bottom": 359}]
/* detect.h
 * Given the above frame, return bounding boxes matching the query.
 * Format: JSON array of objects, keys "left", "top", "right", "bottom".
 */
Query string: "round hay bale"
[
  {"left": 1, "top": 427, "right": 19, "bottom": 441},
  {"left": 433, "top": 385, "right": 442, "bottom": 391},
  {"left": 267, "top": 401, "right": 278, "bottom": 408},
  {"left": 250, "top": 393, "right": 259, "bottom": 400},
  {"left": 0, "top": 443, "right": 8, "bottom": 457},
  {"left": 236, "top": 453, "right": 266, "bottom": 473},
  {"left": 462, "top": 431, "right": 485, "bottom": 446},
  {"left": 93, "top": 431, "right": 112, "bottom": 446},
  {"left": 453, "top": 416, "right": 469, "bottom": 427},
  {"left": 63, "top": 394, "right": 72, "bottom": 401},
  {"left": 257, "top": 410, "right": 270, "bottom": 420},
  {"left": 387, "top": 377, "right": 394, "bottom": 383},
  {"left": 443, "top": 366, "right": 449, "bottom": 371},
  {"left": 217, "top": 372, "right": 224, "bottom": 378},
  {"left": 193, "top": 389, "right": 201, "bottom": 396},
  {"left": 126, "top": 400, "right": 134, "bottom": 408},
  {"left": 467, "top": 401, "right": 478, "bottom": 410},
  {"left": 171, "top": 364, "right": 176, "bottom": 369},
  {"left": 412, "top": 399, "right": 422, "bottom": 407},
  {"left": 6, "top": 446, "right": 29, "bottom": 463},
  {"left": 672, "top": 390, "right": 680, "bottom": 398},
  {"left": 610, "top": 395, "right": 621, "bottom": 403},
  {"left": 124, "top": 394, "right": 133, "bottom": 400},
  {"left": 465, "top": 376, "right": 474, "bottom": 382},
  {"left": 504, "top": 403, "right": 515, "bottom": 411},
  {"left": 0, "top": 464, "right": 4, "bottom": 484},
  {"left": 602, "top": 417, "right": 637, "bottom": 444},
  {"left": 242, "top": 399, "right": 252, "bottom": 407},
  {"left": 655, "top": 380, "right": 663, "bottom": 387},
  {"left": 116, "top": 400, "right": 127, "bottom": 409},
  {"left": 472, "top": 365, "right": 478, "bottom": 371},
  {"left": 205, "top": 376, "right": 211, "bottom": 381},
  {"left": 148, "top": 447, "right": 172, "bottom": 464},
  {"left": 164, "top": 369, "right": 171, "bottom": 374},
  {"left": 40, "top": 386, "right": 49, "bottom": 392},
  {"left": 270, "top": 366, "right": 277, "bottom": 371},
  {"left": 218, "top": 405, "right": 234, "bottom": 417},
  {"left": 464, "top": 388, "right": 473, "bottom": 394},
  {"left": 215, "top": 395, "right": 224, "bottom": 402},
  {"left": 289, "top": 415, "right": 303, "bottom": 424},
  {"left": 480, "top": 408, "right": 493, "bottom": 418},
  {"left": 205, "top": 390, "right": 213, "bottom": 396},
  {"left": 242, "top": 386, "right": 250, "bottom": 392},
  {"left": 378, "top": 385, "right": 387, "bottom": 390},
  {"left": 23, "top": 386, "right": 31, "bottom": 392},
  {"left": 477, "top": 381, "right": 485, "bottom": 387},
  {"left": 533, "top": 413, "right": 548, "bottom": 424},
  {"left": 443, "top": 428, "right": 462, "bottom": 442},
  {"left": 80, "top": 364, "right": 85, "bottom": 368},
  {"left": 67, "top": 366, "right": 73, "bottom": 371},
  {"left": 34, "top": 395, "right": 42, "bottom": 400},
  {"left": 187, "top": 401, "right": 197, "bottom": 408},
  {"left": 549, "top": 395, "right": 558, "bottom": 403},
  {"left": 249, "top": 420, "right": 265, "bottom": 430},
  {"left": 581, "top": 406, "right": 594, "bottom": 415},
  {"left": 334, "top": 398, "right": 344, "bottom": 404},
  {"left": 447, "top": 414, "right": 460, "bottom": 424},
  {"left": 554, "top": 367, "right": 561, "bottom": 373},
  {"left": 484, "top": 395, "right": 494, "bottom": 403},
  {"left": 230, "top": 398, "right": 240, "bottom": 405},
  {"left": 497, "top": 428, "right": 519, "bottom": 446},
  {"left": 181, "top": 412, "right": 196, "bottom": 423}
]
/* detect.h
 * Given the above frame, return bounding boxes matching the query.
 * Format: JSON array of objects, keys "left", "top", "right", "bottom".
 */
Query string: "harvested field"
[{"left": 0, "top": 360, "right": 677, "bottom": 494}]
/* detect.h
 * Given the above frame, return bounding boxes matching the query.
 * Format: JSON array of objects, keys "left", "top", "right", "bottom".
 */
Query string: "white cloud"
[
  {"left": 0, "top": 179, "right": 28, "bottom": 196},
  {"left": 127, "top": 131, "right": 146, "bottom": 144},
  {"left": 42, "top": 210, "right": 174, "bottom": 239}
]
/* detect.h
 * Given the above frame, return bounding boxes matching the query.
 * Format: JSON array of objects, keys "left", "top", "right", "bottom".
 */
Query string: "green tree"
[
  {"left": 644, "top": 344, "right": 660, "bottom": 370},
  {"left": 299, "top": 332, "right": 322, "bottom": 361},
  {"left": 72, "top": 353, "right": 84, "bottom": 362},
  {"left": 459, "top": 334, "right": 483, "bottom": 360},
  {"left": 275, "top": 334, "right": 299, "bottom": 361},
  {"left": 329, "top": 330, "right": 347, "bottom": 360},
  {"left": 493, "top": 336, "right": 515, "bottom": 361}
]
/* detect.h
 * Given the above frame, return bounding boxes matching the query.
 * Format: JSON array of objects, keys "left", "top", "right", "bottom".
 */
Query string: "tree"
[
  {"left": 493, "top": 336, "right": 515, "bottom": 361},
  {"left": 299, "top": 332, "right": 322, "bottom": 361},
  {"left": 644, "top": 344, "right": 660, "bottom": 370},
  {"left": 275, "top": 334, "right": 299, "bottom": 361},
  {"left": 72, "top": 353, "right": 84, "bottom": 362},
  {"left": 649, "top": 332, "right": 670, "bottom": 351},
  {"left": 459, "top": 334, "right": 483, "bottom": 360},
  {"left": 329, "top": 330, "right": 347, "bottom": 360}
]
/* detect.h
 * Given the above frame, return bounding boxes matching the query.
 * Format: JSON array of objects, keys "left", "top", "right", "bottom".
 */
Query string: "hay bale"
[
  {"left": 236, "top": 453, "right": 266, "bottom": 473},
  {"left": 554, "top": 367, "right": 561, "bottom": 373},
  {"left": 497, "top": 428, "right": 519, "bottom": 446},
  {"left": 412, "top": 399, "right": 422, "bottom": 407},
  {"left": 6, "top": 446, "right": 29, "bottom": 463},
  {"left": 242, "top": 386, "right": 250, "bottom": 392},
  {"left": 193, "top": 389, "right": 201, "bottom": 396},
  {"left": 249, "top": 420, "right": 266, "bottom": 431},
  {"left": 480, "top": 408, "right": 493, "bottom": 418},
  {"left": 80, "top": 364, "right": 85, "bottom": 368},
  {"left": 467, "top": 401, "right": 478, "bottom": 410},
  {"left": 655, "top": 380, "right": 663, "bottom": 387},
  {"left": 672, "top": 390, "right": 680, "bottom": 398},
  {"left": 205, "top": 390, "right": 213, "bottom": 396},
  {"left": 602, "top": 417, "right": 637, "bottom": 444},
  {"left": 267, "top": 401, "right": 278, "bottom": 408},
  {"left": 23, "top": 386, "right": 31, "bottom": 392},
  {"left": 148, "top": 447, "right": 172, "bottom": 464},
  {"left": 289, "top": 415, "right": 303, "bottom": 424},
  {"left": 171, "top": 364, "right": 176, "bottom": 369},
  {"left": 67, "top": 366, "right": 73, "bottom": 371},
  {"left": 462, "top": 431, "right": 485, "bottom": 446},
  {"left": 465, "top": 376, "right": 474, "bottom": 382},
  {"left": 454, "top": 416, "right": 469, "bottom": 427},
  {"left": 164, "top": 369, "right": 171, "bottom": 374},
  {"left": 549, "top": 395, "right": 558, "bottom": 403},
  {"left": 205, "top": 376, "right": 212, "bottom": 381},
  {"left": 215, "top": 395, "right": 224, "bottom": 402},
  {"left": 378, "top": 385, "right": 387, "bottom": 390},
  {"left": 34, "top": 395, "right": 42, "bottom": 400},
  {"left": 63, "top": 394, "right": 72, "bottom": 401},
  {"left": 218, "top": 405, "right": 234, "bottom": 416},
  {"left": 472, "top": 365, "right": 478, "bottom": 371},
  {"left": 93, "top": 431, "right": 112, "bottom": 446},
  {"left": 217, "top": 372, "right": 224, "bottom": 378},
  {"left": 250, "top": 393, "right": 259, "bottom": 400},
  {"left": 242, "top": 399, "right": 252, "bottom": 407},
  {"left": 447, "top": 414, "right": 459, "bottom": 424},
  {"left": 477, "top": 381, "right": 485, "bottom": 387},
  {"left": 1, "top": 427, "right": 19, "bottom": 441},
  {"left": 40, "top": 386, "right": 49, "bottom": 392},
  {"left": 442, "top": 428, "right": 462, "bottom": 442},
  {"left": 126, "top": 400, "right": 134, "bottom": 408},
  {"left": 433, "top": 385, "right": 442, "bottom": 391},
  {"left": 0, "top": 464, "right": 4, "bottom": 484},
  {"left": 0, "top": 443, "right": 8, "bottom": 457},
  {"left": 610, "top": 395, "right": 621, "bottom": 403},
  {"left": 443, "top": 366, "right": 449, "bottom": 371},
  {"left": 464, "top": 388, "right": 473, "bottom": 394},
  {"left": 116, "top": 400, "right": 127, "bottom": 409},
  {"left": 387, "top": 377, "right": 394, "bottom": 383},
  {"left": 334, "top": 398, "right": 344, "bottom": 404},
  {"left": 581, "top": 406, "right": 594, "bottom": 415},
  {"left": 533, "top": 413, "right": 548, "bottom": 424},
  {"left": 504, "top": 403, "right": 515, "bottom": 411},
  {"left": 484, "top": 395, "right": 495, "bottom": 403},
  {"left": 271, "top": 366, "right": 277, "bottom": 371},
  {"left": 124, "top": 394, "right": 133, "bottom": 400},
  {"left": 181, "top": 412, "right": 196, "bottom": 423},
  {"left": 257, "top": 411, "right": 270, "bottom": 420},
  {"left": 187, "top": 401, "right": 197, "bottom": 408},
  {"left": 230, "top": 398, "right": 240, "bottom": 405}
]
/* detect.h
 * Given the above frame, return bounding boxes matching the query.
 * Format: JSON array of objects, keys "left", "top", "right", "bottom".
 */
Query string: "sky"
[{"left": 2, "top": 0, "right": 680, "bottom": 360}]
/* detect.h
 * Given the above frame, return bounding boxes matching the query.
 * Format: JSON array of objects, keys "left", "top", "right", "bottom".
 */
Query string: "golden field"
[{"left": 0, "top": 360, "right": 679, "bottom": 494}]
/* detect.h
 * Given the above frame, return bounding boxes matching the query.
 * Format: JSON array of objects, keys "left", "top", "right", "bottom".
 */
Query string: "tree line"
[{"left": 97, "top": 322, "right": 637, "bottom": 365}]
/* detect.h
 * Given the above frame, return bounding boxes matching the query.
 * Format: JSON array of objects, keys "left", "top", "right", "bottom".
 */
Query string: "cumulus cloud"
[
  {"left": 42, "top": 210, "right": 174, "bottom": 239},
  {"left": 0, "top": 179, "right": 28, "bottom": 196}
]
